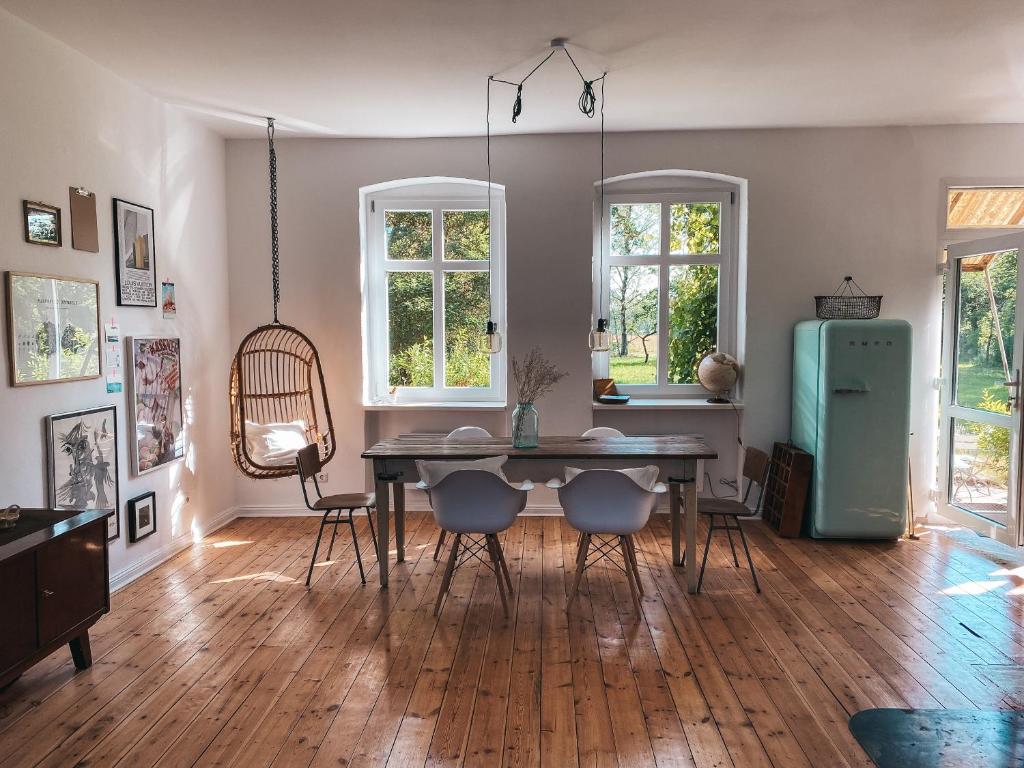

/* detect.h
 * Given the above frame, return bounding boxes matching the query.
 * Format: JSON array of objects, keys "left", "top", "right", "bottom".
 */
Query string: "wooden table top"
[{"left": 362, "top": 435, "right": 717, "bottom": 461}]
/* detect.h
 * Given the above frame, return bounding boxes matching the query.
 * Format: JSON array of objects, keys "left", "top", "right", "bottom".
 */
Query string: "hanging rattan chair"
[{"left": 229, "top": 118, "right": 336, "bottom": 479}]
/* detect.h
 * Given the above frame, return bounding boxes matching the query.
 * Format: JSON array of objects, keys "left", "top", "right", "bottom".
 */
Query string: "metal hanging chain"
[{"left": 267, "top": 117, "right": 281, "bottom": 324}]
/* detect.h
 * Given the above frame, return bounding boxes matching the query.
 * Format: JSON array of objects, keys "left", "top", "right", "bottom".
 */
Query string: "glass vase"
[{"left": 512, "top": 402, "right": 539, "bottom": 449}]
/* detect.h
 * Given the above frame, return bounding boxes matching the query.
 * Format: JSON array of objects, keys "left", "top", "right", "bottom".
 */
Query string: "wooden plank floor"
[{"left": 1, "top": 512, "right": 1022, "bottom": 767}]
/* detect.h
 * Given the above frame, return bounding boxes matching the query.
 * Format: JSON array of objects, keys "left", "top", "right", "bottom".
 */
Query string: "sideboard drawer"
[
  {"left": 0, "top": 552, "right": 37, "bottom": 673},
  {"left": 36, "top": 522, "right": 107, "bottom": 647}
]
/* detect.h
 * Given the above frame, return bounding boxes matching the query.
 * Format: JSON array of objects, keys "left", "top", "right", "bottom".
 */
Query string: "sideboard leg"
[{"left": 69, "top": 632, "right": 93, "bottom": 670}]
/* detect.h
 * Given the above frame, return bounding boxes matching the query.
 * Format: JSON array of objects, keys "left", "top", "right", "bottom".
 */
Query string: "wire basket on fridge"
[{"left": 814, "top": 276, "right": 882, "bottom": 319}]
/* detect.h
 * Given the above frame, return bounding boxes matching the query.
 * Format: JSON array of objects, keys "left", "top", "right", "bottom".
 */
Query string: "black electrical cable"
[{"left": 491, "top": 45, "right": 604, "bottom": 123}]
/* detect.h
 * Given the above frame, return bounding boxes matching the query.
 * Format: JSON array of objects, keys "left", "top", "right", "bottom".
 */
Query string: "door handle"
[
  {"left": 833, "top": 387, "right": 870, "bottom": 394},
  {"left": 41, "top": 589, "right": 55, "bottom": 598},
  {"left": 1005, "top": 369, "right": 1020, "bottom": 409}
]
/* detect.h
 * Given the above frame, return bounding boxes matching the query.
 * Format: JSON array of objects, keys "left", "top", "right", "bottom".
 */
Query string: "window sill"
[
  {"left": 364, "top": 401, "right": 507, "bottom": 412},
  {"left": 592, "top": 398, "right": 744, "bottom": 411}
]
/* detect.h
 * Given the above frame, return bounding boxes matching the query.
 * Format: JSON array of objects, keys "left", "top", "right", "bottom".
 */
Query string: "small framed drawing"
[
  {"left": 113, "top": 198, "right": 157, "bottom": 306},
  {"left": 6, "top": 271, "right": 101, "bottom": 386},
  {"left": 46, "top": 405, "right": 120, "bottom": 541},
  {"left": 23, "top": 201, "right": 62, "bottom": 246},
  {"left": 127, "top": 491, "right": 156, "bottom": 542},
  {"left": 127, "top": 336, "right": 184, "bottom": 475}
]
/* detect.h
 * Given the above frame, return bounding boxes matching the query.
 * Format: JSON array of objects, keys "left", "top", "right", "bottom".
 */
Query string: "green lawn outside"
[
  {"left": 611, "top": 354, "right": 657, "bottom": 385},
  {"left": 956, "top": 363, "right": 1008, "bottom": 410}
]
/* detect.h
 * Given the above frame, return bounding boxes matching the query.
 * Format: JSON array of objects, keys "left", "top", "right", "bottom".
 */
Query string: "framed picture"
[
  {"left": 161, "top": 281, "right": 176, "bottom": 318},
  {"left": 23, "top": 200, "right": 62, "bottom": 246},
  {"left": 113, "top": 198, "right": 157, "bottom": 306},
  {"left": 127, "top": 336, "right": 184, "bottom": 475},
  {"left": 46, "top": 405, "right": 120, "bottom": 542},
  {"left": 127, "top": 491, "right": 156, "bottom": 542},
  {"left": 6, "top": 271, "right": 101, "bottom": 386}
]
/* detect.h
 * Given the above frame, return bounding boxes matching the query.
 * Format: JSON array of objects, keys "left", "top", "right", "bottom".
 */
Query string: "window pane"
[
  {"left": 609, "top": 265, "right": 659, "bottom": 384},
  {"left": 950, "top": 417, "right": 1009, "bottom": 526},
  {"left": 443, "top": 210, "right": 489, "bottom": 261},
  {"left": 947, "top": 188, "right": 1024, "bottom": 229},
  {"left": 610, "top": 203, "right": 660, "bottom": 257},
  {"left": 385, "top": 210, "right": 432, "bottom": 260},
  {"left": 668, "top": 265, "right": 720, "bottom": 384},
  {"left": 444, "top": 272, "right": 490, "bottom": 387},
  {"left": 387, "top": 271, "right": 433, "bottom": 387},
  {"left": 670, "top": 203, "right": 720, "bottom": 254},
  {"left": 954, "top": 250, "right": 1017, "bottom": 412}
]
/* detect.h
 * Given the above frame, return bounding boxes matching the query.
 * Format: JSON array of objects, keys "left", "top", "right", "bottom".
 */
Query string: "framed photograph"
[
  {"left": 127, "top": 336, "right": 184, "bottom": 475},
  {"left": 161, "top": 281, "right": 176, "bottom": 318},
  {"left": 113, "top": 198, "right": 157, "bottom": 306},
  {"left": 127, "top": 491, "right": 156, "bottom": 542},
  {"left": 6, "top": 271, "right": 101, "bottom": 387},
  {"left": 46, "top": 405, "right": 120, "bottom": 542},
  {"left": 23, "top": 200, "right": 62, "bottom": 246}
]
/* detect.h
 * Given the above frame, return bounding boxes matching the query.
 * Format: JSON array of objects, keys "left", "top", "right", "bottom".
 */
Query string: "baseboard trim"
[{"left": 109, "top": 505, "right": 240, "bottom": 593}]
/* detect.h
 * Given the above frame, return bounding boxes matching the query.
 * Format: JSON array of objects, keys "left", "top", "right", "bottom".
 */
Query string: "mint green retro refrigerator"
[{"left": 791, "top": 319, "right": 912, "bottom": 539}]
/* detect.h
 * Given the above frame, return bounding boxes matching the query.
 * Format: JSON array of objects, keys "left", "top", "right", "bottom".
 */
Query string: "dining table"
[{"left": 361, "top": 434, "right": 718, "bottom": 594}]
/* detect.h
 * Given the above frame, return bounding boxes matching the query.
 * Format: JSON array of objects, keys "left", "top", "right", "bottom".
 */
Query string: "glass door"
[{"left": 939, "top": 233, "right": 1024, "bottom": 546}]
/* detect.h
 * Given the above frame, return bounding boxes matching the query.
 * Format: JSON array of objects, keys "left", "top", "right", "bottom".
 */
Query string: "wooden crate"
[{"left": 762, "top": 442, "right": 813, "bottom": 537}]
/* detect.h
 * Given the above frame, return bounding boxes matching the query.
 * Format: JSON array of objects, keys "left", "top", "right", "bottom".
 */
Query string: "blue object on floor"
[{"left": 849, "top": 708, "right": 1024, "bottom": 767}]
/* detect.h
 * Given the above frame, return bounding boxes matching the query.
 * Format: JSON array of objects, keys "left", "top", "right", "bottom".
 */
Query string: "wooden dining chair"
[
  {"left": 295, "top": 444, "right": 377, "bottom": 587},
  {"left": 692, "top": 447, "right": 769, "bottom": 593},
  {"left": 433, "top": 426, "right": 493, "bottom": 561}
]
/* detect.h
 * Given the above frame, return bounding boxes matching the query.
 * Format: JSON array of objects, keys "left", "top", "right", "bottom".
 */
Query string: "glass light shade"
[
  {"left": 589, "top": 318, "right": 610, "bottom": 352},
  {"left": 486, "top": 320, "right": 502, "bottom": 354}
]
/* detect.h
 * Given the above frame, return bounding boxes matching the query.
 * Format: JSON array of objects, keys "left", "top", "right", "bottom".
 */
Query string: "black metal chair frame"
[
  {"left": 296, "top": 450, "right": 377, "bottom": 587},
  {"left": 689, "top": 454, "right": 768, "bottom": 594}
]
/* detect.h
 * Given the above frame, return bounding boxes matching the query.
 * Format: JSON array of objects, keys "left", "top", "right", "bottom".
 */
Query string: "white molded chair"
[
  {"left": 432, "top": 426, "right": 494, "bottom": 561},
  {"left": 418, "top": 469, "right": 531, "bottom": 616},
  {"left": 581, "top": 426, "right": 625, "bottom": 438},
  {"left": 551, "top": 469, "right": 664, "bottom": 609}
]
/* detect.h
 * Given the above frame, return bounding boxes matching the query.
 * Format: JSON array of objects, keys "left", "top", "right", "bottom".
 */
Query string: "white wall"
[
  {"left": 226, "top": 125, "right": 1024, "bottom": 516},
  {"left": 0, "top": 9, "right": 234, "bottom": 583}
]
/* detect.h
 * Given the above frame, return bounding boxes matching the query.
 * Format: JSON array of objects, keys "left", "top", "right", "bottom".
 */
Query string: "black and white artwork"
[
  {"left": 46, "top": 405, "right": 120, "bottom": 541},
  {"left": 113, "top": 198, "right": 157, "bottom": 306},
  {"left": 127, "top": 491, "right": 156, "bottom": 543}
]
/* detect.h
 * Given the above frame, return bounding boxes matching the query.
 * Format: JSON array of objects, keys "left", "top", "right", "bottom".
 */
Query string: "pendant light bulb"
[
  {"left": 486, "top": 320, "right": 502, "bottom": 354},
  {"left": 589, "top": 318, "right": 610, "bottom": 352}
]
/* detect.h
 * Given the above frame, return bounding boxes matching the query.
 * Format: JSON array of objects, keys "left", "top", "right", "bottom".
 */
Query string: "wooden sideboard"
[{"left": 0, "top": 509, "right": 110, "bottom": 689}]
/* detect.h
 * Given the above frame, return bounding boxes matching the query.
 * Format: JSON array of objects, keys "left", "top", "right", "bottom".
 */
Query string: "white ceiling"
[{"left": 5, "top": 0, "right": 1024, "bottom": 138}]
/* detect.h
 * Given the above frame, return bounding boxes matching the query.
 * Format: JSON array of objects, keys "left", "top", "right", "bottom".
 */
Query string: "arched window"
[
  {"left": 361, "top": 178, "right": 506, "bottom": 405},
  {"left": 593, "top": 170, "right": 746, "bottom": 397}
]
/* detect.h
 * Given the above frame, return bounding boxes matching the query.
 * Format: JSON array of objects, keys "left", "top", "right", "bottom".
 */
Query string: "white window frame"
[
  {"left": 592, "top": 174, "right": 741, "bottom": 398},
  {"left": 361, "top": 178, "right": 506, "bottom": 405}
]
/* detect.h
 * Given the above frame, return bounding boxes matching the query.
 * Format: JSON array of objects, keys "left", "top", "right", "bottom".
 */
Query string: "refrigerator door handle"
[{"left": 833, "top": 386, "right": 871, "bottom": 394}]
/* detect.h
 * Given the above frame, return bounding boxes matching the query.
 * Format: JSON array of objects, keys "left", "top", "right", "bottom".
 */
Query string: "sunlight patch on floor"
[
  {"left": 211, "top": 571, "right": 297, "bottom": 584},
  {"left": 942, "top": 579, "right": 1009, "bottom": 595},
  {"left": 210, "top": 540, "right": 254, "bottom": 549}
]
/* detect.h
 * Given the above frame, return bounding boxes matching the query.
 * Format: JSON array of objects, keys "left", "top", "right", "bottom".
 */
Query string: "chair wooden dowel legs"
[
  {"left": 494, "top": 535, "right": 514, "bottom": 594},
  {"left": 486, "top": 535, "right": 509, "bottom": 617},
  {"left": 433, "top": 530, "right": 447, "bottom": 562},
  {"left": 435, "top": 533, "right": 461, "bottom": 616},
  {"left": 626, "top": 535, "right": 643, "bottom": 593},
  {"left": 568, "top": 533, "right": 591, "bottom": 606},
  {"left": 619, "top": 536, "right": 642, "bottom": 609}
]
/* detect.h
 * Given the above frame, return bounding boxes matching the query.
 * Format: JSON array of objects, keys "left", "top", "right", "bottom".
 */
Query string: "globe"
[{"left": 697, "top": 352, "right": 740, "bottom": 402}]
